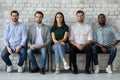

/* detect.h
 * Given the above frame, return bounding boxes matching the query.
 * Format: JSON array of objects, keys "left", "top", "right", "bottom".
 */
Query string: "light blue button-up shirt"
[
  {"left": 3, "top": 22, "right": 28, "bottom": 51},
  {"left": 93, "top": 24, "right": 120, "bottom": 46}
]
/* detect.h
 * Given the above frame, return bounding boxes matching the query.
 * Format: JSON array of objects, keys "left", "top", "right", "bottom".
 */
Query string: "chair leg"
[
  {"left": 24, "top": 59, "right": 28, "bottom": 71},
  {"left": 69, "top": 54, "right": 72, "bottom": 71},
  {"left": 51, "top": 53, "right": 53, "bottom": 71},
  {"left": 46, "top": 53, "right": 49, "bottom": 71},
  {"left": 91, "top": 57, "right": 94, "bottom": 72},
  {"left": 29, "top": 60, "right": 31, "bottom": 71}
]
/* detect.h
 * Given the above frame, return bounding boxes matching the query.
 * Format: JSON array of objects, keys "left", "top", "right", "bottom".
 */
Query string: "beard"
[
  {"left": 78, "top": 19, "right": 84, "bottom": 23},
  {"left": 99, "top": 21, "right": 105, "bottom": 26},
  {"left": 36, "top": 20, "right": 42, "bottom": 24},
  {"left": 12, "top": 18, "right": 18, "bottom": 22}
]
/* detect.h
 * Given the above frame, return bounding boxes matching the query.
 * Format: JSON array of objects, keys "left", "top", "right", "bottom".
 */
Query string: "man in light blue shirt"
[
  {"left": 93, "top": 14, "right": 120, "bottom": 74},
  {"left": 1, "top": 10, "right": 27, "bottom": 73}
]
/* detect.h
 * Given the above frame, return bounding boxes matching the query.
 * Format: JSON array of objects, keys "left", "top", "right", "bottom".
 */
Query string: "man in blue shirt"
[
  {"left": 93, "top": 14, "right": 120, "bottom": 74},
  {"left": 1, "top": 10, "right": 27, "bottom": 73}
]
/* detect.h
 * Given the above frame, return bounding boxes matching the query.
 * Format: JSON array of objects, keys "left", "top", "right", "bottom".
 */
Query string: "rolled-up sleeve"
[
  {"left": 88, "top": 26, "right": 93, "bottom": 41},
  {"left": 69, "top": 26, "right": 74, "bottom": 41},
  {"left": 93, "top": 26, "right": 97, "bottom": 42},
  {"left": 112, "top": 26, "right": 120, "bottom": 40}
]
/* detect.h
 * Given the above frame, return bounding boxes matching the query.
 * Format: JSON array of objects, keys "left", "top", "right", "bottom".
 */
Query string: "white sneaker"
[
  {"left": 106, "top": 65, "right": 112, "bottom": 74},
  {"left": 7, "top": 66, "right": 12, "bottom": 73},
  {"left": 94, "top": 65, "right": 99, "bottom": 73},
  {"left": 64, "top": 63, "right": 70, "bottom": 70},
  {"left": 18, "top": 66, "right": 23, "bottom": 73}
]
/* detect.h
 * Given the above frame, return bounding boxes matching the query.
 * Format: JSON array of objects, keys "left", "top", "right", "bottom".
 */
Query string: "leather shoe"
[
  {"left": 40, "top": 68, "right": 45, "bottom": 75},
  {"left": 30, "top": 67, "right": 39, "bottom": 73}
]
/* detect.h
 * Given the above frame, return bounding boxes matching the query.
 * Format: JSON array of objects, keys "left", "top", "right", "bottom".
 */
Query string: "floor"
[{"left": 0, "top": 71, "right": 120, "bottom": 80}]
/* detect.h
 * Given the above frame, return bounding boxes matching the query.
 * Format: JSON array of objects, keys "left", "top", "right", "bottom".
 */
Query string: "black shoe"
[
  {"left": 72, "top": 70, "right": 78, "bottom": 74},
  {"left": 30, "top": 67, "right": 39, "bottom": 73},
  {"left": 72, "top": 65, "right": 78, "bottom": 74},
  {"left": 40, "top": 68, "right": 45, "bottom": 75},
  {"left": 85, "top": 70, "right": 91, "bottom": 74}
]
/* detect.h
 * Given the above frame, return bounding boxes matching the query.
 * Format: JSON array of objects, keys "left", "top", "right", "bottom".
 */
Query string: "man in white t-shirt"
[{"left": 69, "top": 10, "right": 93, "bottom": 74}]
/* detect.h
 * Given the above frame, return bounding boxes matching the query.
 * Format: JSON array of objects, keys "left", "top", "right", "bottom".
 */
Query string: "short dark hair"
[
  {"left": 34, "top": 11, "right": 44, "bottom": 17},
  {"left": 76, "top": 10, "right": 84, "bottom": 15},
  {"left": 10, "top": 10, "right": 19, "bottom": 16},
  {"left": 98, "top": 13, "right": 106, "bottom": 18}
]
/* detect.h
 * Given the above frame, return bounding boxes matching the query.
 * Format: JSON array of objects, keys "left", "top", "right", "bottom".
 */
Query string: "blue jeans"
[
  {"left": 92, "top": 45, "right": 117, "bottom": 65},
  {"left": 52, "top": 44, "right": 66, "bottom": 65},
  {"left": 27, "top": 48, "right": 47, "bottom": 68},
  {"left": 1, "top": 47, "right": 27, "bottom": 66}
]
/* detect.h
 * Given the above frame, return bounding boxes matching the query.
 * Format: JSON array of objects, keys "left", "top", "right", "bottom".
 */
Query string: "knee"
[
  {"left": 1, "top": 50, "right": 7, "bottom": 58},
  {"left": 86, "top": 46, "right": 93, "bottom": 52},
  {"left": 1, "top": 52, "right": 5, "bottom": 58},
  {"left": 27, "top": 49, "right": 32, "bottom": 56},
  {"left": 110, "top": 46, "right": 117, "bottom": 53},
  {"left": 92, "top": 45, "right": 97, "bottom": 50},
  {"left": 57, "top": 44, "right": 63, "bottom": 47},
  {"left": 52, "top": 45, "right": 58, "bottom": 52},
  {"left": 52, "top": 44, "right": 57, "bottom": 50}
]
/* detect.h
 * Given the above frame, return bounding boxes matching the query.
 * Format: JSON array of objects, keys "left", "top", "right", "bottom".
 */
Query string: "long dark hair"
[{"left": 53, "top": 12, "right": 66, "bottom": 27}]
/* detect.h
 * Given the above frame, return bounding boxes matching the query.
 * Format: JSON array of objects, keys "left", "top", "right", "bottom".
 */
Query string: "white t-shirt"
[
  {"left": 34, "top": 25, "right": 44, "bottom": 47},
  {"left": 69, "top": 22, "right": 93, "bottom": 44}
]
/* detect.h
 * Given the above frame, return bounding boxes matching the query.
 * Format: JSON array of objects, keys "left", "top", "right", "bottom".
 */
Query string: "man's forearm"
[
  {"left": 69, "top": 40, "right": 78, "bottom": 47},
  {"left": 94, "top": 42, "right": 103, "bottom": 48},
  {"left": 112, "top": 40, "right": 120, "bottom": 46},
  {"left": 84, "top": 40, "right": 93, "bottom": 46}
]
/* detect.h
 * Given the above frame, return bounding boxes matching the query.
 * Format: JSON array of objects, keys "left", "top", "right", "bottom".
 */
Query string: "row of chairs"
[{"left": 7, "top": 43, "right": 110, "bottom": 73}]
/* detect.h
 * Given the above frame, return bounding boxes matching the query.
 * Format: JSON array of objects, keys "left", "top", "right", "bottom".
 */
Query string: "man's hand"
[
  {"left": 38, "top": 44, "right": 45, "bottom": 48},
  {"left": 6, "top": 46, "right": 12, "bottom": 54},
  {"left": 101, "top": 47, "right": 107, "bottom": 53},
  {"left": 95, "top": 42, "right": 107, "bottom": 53},
  {"left": 16, "top": 45, "right": 22, "bottom": 53},
  {"left": 76, "top": 44, "right": 85, "bottom": 51},
  {"left": 30, "top": 45, "right": 36, "bottom": 50}
]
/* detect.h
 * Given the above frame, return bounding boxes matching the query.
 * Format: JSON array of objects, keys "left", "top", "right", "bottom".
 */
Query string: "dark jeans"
[
  {"left": 1, "top": 47, "right": 27, "bottom": 66},
  {"left": 92, "top": 45, "right": 117, "bottom": 65},
  {"left": 70, "top": 45, "right": 93, "bottom": 71}
]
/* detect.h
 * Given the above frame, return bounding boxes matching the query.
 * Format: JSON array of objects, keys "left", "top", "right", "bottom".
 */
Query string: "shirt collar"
[
  {"left": 97, "top": 24, "right": 107, "bottom": 28},
  {"left": 77, "top": 22, "right": 84, "bottom": 26},
  {"left": 11, "top": 21, "right": 19, "bottom": 26},
  {"left": 35, "top": 23, "right": 43, "bottom": 28}
]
